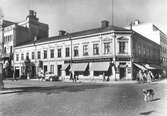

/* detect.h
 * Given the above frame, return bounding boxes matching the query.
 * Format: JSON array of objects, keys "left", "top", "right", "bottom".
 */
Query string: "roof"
[{"left": 16, "top": 25, "right": 130, "bottom": 47}]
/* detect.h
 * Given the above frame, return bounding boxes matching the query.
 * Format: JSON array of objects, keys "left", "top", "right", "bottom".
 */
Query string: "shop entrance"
[
  {"left": 57, "top": 65, "right": 62, "bottom": 76},
  {"left": 120, "top": 68, "right": 126, "bottom": 79}
]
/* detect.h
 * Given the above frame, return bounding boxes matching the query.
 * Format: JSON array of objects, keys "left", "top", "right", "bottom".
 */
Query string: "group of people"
[
  {"left": 136, "top": 70, "right": 154, "bottom": 83},
  {"left": 70, "top": 72, "right": 78, "bottom": 83}
]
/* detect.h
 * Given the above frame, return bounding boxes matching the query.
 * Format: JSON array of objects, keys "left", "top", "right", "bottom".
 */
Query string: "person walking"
[
  {"left": 146, "top": 70, "right": 152, "bottom": 84},
  {"left": 138, "top": 70, "right": 144, "bottom": 83}
]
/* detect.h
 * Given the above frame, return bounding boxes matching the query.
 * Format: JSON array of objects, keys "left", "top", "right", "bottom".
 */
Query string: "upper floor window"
[
  {"left": 26, "top": 52, "right": 29, "bottom": 59},
  {"left": 43, "top": 50, "right": 47, "bottom": 59},
  {"left": 93, "top": 44, "right": 99, "bottom": 55},
  {"left": 104, "top": 42, "right": 111, "bottom": 54},
  {"left": 37, "top": 51, "right": 41, "bottom": 59},
  {"left": 74, "top": 46, "right": 79, "bottom": 57},
  {"left": 65, "top": 47, "right": 70, "bottom": 57},
  {"left": 119, "top": 41, "right": 128, "bottom": 54},
  {"left": 21, "top": 53, "right": 24, "bottom": 60},
  {"left": 16, "top": 54, "right": 19, "bottom": 61},
  {"left": 32, "top": 52, "right": 35, "bottom": 60},
  {"left": 50, "top": 49, "right": 54, "bottom": 58},
  {"left": 83, "top": 45, "right": 88, "bottom": 56},
  {"left": 58, "top": 48, "right": 61, "bottom": 58}
]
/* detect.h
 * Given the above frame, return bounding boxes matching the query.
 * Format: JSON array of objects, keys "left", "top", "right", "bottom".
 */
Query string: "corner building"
[{"left": 14, "top": 21, "right": 160, "bottom": 81}]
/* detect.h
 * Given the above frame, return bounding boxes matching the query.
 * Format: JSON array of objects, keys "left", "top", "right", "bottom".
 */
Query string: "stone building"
[
  {"left": 0, "top": 10, "right": 48, "bottom": 78},
  {"left": 14, "top": 20, "right": 160, "bottom": 81}
]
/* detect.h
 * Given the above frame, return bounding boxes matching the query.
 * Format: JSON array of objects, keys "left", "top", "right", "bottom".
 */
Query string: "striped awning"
[
  {"left": 90, "top": 62, "right": 110, "bottom": 71},
  {"left": 70, "top": 63, "right": 88, "bottom": 71},
  {"left": 134, "top": 63, "right": 147, "bottom": 70},
  {"left": 61, "top": 64, "right": 70, "bottom": 70}
]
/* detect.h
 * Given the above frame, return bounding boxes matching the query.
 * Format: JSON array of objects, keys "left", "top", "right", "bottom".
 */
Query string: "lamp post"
[
  {"left": 34, "top": 36, "right": 37, "bottom": 78},
  {"left": 113, "top": 33, "right": 117, "bottom": 81}
]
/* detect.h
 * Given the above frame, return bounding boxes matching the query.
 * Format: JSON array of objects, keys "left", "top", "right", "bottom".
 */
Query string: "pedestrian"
[
  {"left": 103, "top": 72, "right": 106, "bottom": 81},
  {"left": 146, "top": 70, "right": 152, "bottom": 84},
  {"left": 138, "top": 70, "right": 143, "bottom": 83},
  {"left": 143, "top": 71, "right": 147, "bottom": 83},
  {"left": 74, "top": 73, "right": 77, "bottom": 83}
]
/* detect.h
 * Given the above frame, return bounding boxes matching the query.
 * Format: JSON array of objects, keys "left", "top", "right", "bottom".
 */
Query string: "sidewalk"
[{"left": 63, "top": 79, "right": 138, "bottom": 84}]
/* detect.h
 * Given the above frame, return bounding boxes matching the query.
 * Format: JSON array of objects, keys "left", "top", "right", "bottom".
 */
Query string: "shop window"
[{"left": 50, "top": 65, "right": 54, "bottom": 73}]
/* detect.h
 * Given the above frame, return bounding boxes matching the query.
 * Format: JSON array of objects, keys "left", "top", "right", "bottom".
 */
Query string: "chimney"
[
  {"left": 134, "top": 19, "right": 140, "bottom": 25},
  {"left": 101, "top": 20, "right": 109, "bottom": 28},
  {"left": 59, "top": 30, "right": 66, "bottom": 36}
]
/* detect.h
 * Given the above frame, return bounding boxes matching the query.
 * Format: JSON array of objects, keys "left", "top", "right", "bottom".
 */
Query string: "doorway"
[
  {"left": 120, "top": 68, "right": 126, "bottom": 79},
  {"left": 57, "top": 65, "right": 62, "bottom": 76}
]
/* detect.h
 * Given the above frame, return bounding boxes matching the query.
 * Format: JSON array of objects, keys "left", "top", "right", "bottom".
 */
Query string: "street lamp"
[
  {"left": 112, "top": 33, "right": 117, "bottom": 81},
  {"left": 33, "top": 36, "right": 37, "bottom": 78}
]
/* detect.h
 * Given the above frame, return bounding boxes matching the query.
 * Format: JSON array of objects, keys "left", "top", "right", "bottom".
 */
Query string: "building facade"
[
  {"left": 14, "top": 21, "right": 160, "bottom": 81},
  {"left": 0, "top": 10, "right": 49, "bottom": 78},
  {"left": 126, "top": 20, "right": 167, "bottom": 71}
]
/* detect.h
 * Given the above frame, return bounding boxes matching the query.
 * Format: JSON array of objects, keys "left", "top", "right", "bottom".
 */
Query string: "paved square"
[{"left": 0, "top": 80, "right": 167, "bottom": 116}]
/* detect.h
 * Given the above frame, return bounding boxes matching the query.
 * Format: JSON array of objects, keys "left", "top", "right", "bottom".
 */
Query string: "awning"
[
  {"left": 70, "top": 63, "right": 88, "bottom": 71},
  {"left": 61, "top": 64, "right": 70, "bottom": 70},
  {"left": 134, "top": 63, "right": 147, "bottom": 70},
  {"left": 146, "top": 64, "right": 162, "bottom": 70},
  {"left": 90, "top": 62, "right": 110, "bottom": 71},
  {"left": 144, "top": 64, "right": 156, "bottom": 70}
]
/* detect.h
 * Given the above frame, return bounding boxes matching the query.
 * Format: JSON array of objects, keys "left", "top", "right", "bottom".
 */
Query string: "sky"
[{"left": 0, "top": 0, "right": 167, "bottom": 36}]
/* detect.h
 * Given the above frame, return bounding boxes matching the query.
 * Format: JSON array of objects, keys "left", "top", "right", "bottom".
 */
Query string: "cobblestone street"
[{"left": 0, "top": 80, "right": 167, "bottom": 116}]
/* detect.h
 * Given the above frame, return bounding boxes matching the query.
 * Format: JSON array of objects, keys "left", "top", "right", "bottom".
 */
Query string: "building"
[
  {"left": 0, "top": 10, "right": 49, "bottom": 78},
  {"left": 126, "top": 20, "right": 167, "bottom": 71},
  {"left": 14, "top": 20, "right": 160, "bottom": 81}
]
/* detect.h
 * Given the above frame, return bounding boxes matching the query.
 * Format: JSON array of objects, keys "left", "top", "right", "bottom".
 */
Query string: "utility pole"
[{"left": 0, "top": 17, "right": 4, "bottom": 89}]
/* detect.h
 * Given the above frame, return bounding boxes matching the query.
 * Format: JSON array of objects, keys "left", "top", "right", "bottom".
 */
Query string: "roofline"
[{"left": 15, "top": 30, "right": 132, "bottom": 49}]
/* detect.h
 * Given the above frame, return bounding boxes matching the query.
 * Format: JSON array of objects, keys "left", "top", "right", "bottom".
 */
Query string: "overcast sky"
[{"left": 0, "top": 0, "right": 167, "bottom": 36}]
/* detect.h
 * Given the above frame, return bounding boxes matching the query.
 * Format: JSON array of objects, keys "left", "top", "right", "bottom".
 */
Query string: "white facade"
[{"left": 14, "top": 30, "right": 133, "bottom": 81}]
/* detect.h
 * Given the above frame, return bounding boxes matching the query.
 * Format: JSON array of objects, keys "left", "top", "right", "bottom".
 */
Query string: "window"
[
  {"left": 50, "top": 65, "right": 54, "bottom": 73},
  {"left": 83, "top": 45, "right": 88, "bottom": 56},
  {"left": 43, "top": 50, "right": 47, "bottom": 59},
  {"left": 104, "top": 42, "right": 111, "bottom": 54},
  {"left": 119, "top": 41, "right": 128, "bottom": 54},
  {"left": 16, "top": 54, "right": 19, "bottom": 61},
  {"left": 74, "top": 46, "right": 79, "bottom": 57},
  {"left": 50, "top": 49, "right": 54, "bottom": 58},
  {"left": 93, "top": 44, "right": 99, "bottom": 55},
  {"left": 26, "top": 52, "right": 29, "bottom": 59},
  {"left": 32, "top": 52, "right": 35, "bottom": 60},
  {"left": 65, "top": 47, "right": 70, "bottom": 57},
  {"left": 21, "top": 53, "right": 24, "bottom": 60},
  {"left": 10, "top": 46, "right": 12, "bottom": 53},
  {"left": 58, "top": 48, "right": 61, "bottom": 58},
  {"left": 37, "top": 51, "right": 41, "bottom": 59},
  {"left": 43, "top": 65, "right": 47, "bottom": 73}
]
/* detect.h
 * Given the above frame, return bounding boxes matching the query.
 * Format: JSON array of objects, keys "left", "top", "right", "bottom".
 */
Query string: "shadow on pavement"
[
  {"left": 140, "top": 110, "right": 155, "bottom": 115},
  {"left": 0, "top": 84, "right": 107, "bottom": 95}
]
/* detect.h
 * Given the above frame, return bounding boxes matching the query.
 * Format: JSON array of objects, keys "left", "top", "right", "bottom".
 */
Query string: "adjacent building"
[
  {"left": 14, "top": 20, "right": 160, "bottom": 81},
  {"left": 0, "top": 10, "right": 49, "bottom": 78},
  {"left": 126, "top": 20, "right": 167, "bottom": 71}
]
